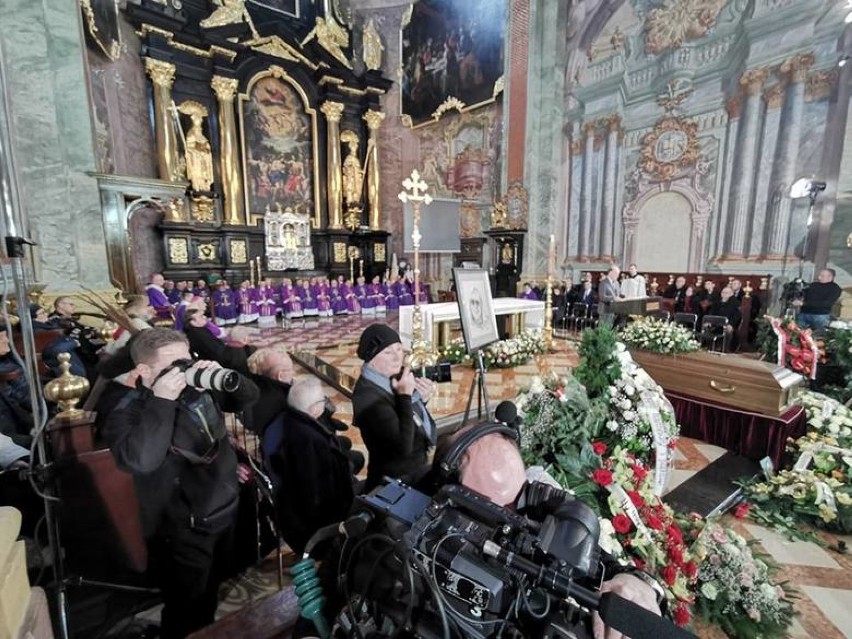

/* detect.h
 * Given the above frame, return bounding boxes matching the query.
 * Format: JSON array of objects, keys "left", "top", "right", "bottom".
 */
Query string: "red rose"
[
  {"left": 612, "top": 514, "right": 633, "bottom": 534},
  {"left": 660, "top": 564, "right": 678, "bottom": 586},
  {"left": 668, "top": 545, "right": 684, "bottom": 566},
  {"left": 631, "top": 464, "right": 648, "bottom": 481},
  {"left": 632, "top": 557, "right": 645, "bottom": 570},
  {"left": 627, "top": 490, "right": 645, "bottom": 508},
  {"left": 592, "top": 441, "right": 607, "bottom": 456},
  {"left": 673, "top": 603, "right": 691, "bottom": 627},
  {"left": 647, "top": 514, "right": 664, "bottom": 530},
  {"left": 666, "top": 525, "right": 683, "bottom": 544},
  {"left": 734, "top": 502, "right": 751, "bottom": 519},
  {"left": 683, "top": 561, "right": 697, "bottom": 579},
  {"left": 592, "top": 469, "right": 614, "bottom": 487}
]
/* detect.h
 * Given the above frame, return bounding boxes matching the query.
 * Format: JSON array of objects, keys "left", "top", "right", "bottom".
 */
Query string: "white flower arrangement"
[{"left": 620, "top": 317, "right": 700, "bottom": 354}]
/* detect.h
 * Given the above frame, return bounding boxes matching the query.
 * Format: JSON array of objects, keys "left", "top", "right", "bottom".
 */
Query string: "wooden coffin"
[{"left": 630, "top": 350, "right": 804, "bottom": 416}]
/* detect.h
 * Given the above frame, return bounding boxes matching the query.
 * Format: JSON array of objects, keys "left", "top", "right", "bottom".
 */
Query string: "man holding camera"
[
  {"left": 99, "top": 328, "right": 259, "bottom": 638},
  {"left": 793, "top": 268, "right": 843, "bottom": 331}
]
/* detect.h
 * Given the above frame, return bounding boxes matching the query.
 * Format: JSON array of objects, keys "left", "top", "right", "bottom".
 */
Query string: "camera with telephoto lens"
[
  {"left": 170, "top": 358, "right": 240, "bottom": 392},
  {"left": 413, "top": 361, "right": 452, "bottom": 383}
]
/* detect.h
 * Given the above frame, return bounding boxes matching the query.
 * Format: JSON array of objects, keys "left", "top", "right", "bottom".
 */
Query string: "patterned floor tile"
[
  {"left": 743, "top": 524, "right": 842, "bottom": 569},
  {"left": 800, "top": 586, "right": 852, "bottom": 638}
]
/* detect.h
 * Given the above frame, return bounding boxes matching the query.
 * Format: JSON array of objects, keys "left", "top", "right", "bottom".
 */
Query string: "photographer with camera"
[
  {"left": 352, "top": 324, "right": 436, "bottom": 491},
  {"left": 793, "top": 268, "right": 842, "bottom": 331},
  {"left": 98, "top": 328, "right": 259, "bottom": 639}
]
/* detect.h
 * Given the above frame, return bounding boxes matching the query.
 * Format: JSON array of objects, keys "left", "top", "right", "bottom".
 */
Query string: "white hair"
[{"left": 288, "top": 377, "right": 324, "bottom": 414}]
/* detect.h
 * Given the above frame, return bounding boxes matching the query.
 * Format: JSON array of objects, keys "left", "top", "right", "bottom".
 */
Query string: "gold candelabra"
[
  {"left": 398, "top": 169, "right": 437, "bottom": 370},
  {"left": 544, "top": 234, "right": 555, "bottom": 350},
  {"left": 348, "top": 246, "right": 360, "bottom": 283}
]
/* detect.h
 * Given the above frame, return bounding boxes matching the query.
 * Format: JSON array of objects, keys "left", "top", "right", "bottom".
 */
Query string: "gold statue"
[
  {"left": 200, "top": 0, "right": 259, "bottom": 38},
  {"left": 177, "top": 102, "right": 214, "bottom": 193},
  {"left": 491, "top": 200, "right": 508, "bottom": 228},
  {"left": 302, "top": 15, "right": 352, "bottom": 69},
  {"left": 362, "top": 19, "right": 384, "bottom": 71},
  {"left": 341, "top": 130, "right": 364, "bottom": 213}
]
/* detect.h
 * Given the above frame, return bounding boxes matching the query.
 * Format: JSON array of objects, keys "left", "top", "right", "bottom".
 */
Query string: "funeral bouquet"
[
  {"left": 797, "top": 390, "right": 852, "bottom": 444},
  {"left": 482, "top": 329, "right": 546, "bottom": 368},
  {"left": 603, "top": 344, "right": 680, "bottom": 476},
  {"left": 619, "top": 316, "right": 700, "bottom": 354},
  {"left": 689, "top": 521, "right": 797, "bottom": 639},
  {"left": 762, "top": 316, "right": 819, "bottom": 378},
  {"left": 437, "top": 337, "right": 470, "bottom": 365}
]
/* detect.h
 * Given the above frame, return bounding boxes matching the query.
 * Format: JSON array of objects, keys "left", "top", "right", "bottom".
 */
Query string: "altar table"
[{"left": 398, "top": 298, "right": 545, "bottom": 348}]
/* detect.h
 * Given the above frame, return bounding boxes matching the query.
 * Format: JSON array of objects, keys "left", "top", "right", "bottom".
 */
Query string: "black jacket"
[
  {"left": 266, "top": 408, "right": 354, "bottom": 554},
  {"left": 352, "top": 375, "right": 432, "bottom": 491},
  {"left": 99, "top": 376, "right": 259, "bottom": 538},
  {"left": 801, "top": 281, "right": 842, "bottom": 315},
  {"left": 183, "top": 324, "right": 255, "bottom": 375},
  {"left": 709, "top": 298, "right": 742, "bottom": 329}
]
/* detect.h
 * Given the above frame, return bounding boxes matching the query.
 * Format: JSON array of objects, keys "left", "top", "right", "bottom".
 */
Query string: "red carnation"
[
  {"left": 631, "top": 464, "right": 648, "bottom": 481},
  {"left": 647, "top": 514, "right": 664, "bottom": 530},
  {"left": 660, "top": 564, "right": 678, "bottom": 586},
  {"left": 627, "top": 490, "right": 645, "bottom": 508},
  {"left": 734, "top": 502, "right": 751, "bottom": 519},
  {"left": 673, "top": 603, "right": 691, "bottom": 627},
  {"left": 666, "top": 525, "right": 683, "bottom": 544},
  {"left": 592, "top": 468, "right": 614, "bottom": 487},
  {"left": 592, "top": 441, "right": 607, "bottom": 456},
  {"left": 632, "top": 557, "right": 646, "bottom": 570},
  {"left": 668, "top": 545, "right": 684, "bottom": 566},
  {"left": 683, "top": 561, "right": 697, "bottom": 579},
  {"left": 612, "top": 514, "right": 633, "bottom": 534}
]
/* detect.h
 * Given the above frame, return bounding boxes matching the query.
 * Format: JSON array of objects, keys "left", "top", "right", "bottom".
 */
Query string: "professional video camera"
[
  {"left": 333, "top": 480, "right": 695, "bottom": 639},
  {"left": 781, "top": 277, "right": 807, "bottom": 306}
]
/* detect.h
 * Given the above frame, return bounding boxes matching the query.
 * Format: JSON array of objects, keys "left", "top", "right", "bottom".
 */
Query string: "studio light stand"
[{"left": 785, "top": 177, "right": 826, "bottom": 316}]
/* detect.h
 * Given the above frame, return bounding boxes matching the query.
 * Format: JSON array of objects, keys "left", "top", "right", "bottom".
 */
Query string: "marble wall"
[{"left": 0, "top": 0, "right": 110, "bottom": 291}]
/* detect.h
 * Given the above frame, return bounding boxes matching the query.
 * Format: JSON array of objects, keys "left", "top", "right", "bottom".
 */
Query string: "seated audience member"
[
  {"left": 519, "top": 282, "right": 539, "bottom": 300},
  {"left": 0, "top": 330, "right": 34, "bottom": 448},
  {"left": 694, "top": 280, "right": 718, "bottom": 319},
  {"left": 794, "top": 269, "right": 843, "bottom": 331},
  {"left": 98, "top": 328, "right": 259, "bottom": 639},
  {"left": 30, "top": 305, "right": 87, "bottom": 377},
  {"left": 352, "top": 324, "right": 436, "bottom": 491},
  {"left": 577, "top": 279, "right": 596, "bottom": 307},
  {"left": 49, "top": 296, "right": 104, "bottom": 364},
  {"left": 708, "top": 286, "right": 742, "bottom": 351},
  {"left": 264, "top": 377, "right": 356, "bottom": 556},
  {"left": 682, "top": 286, "right": 697, "bottom": 314},
  {"left": 619, "top": 263, "right": 646, "bottom": 299},
  {"left": 663, "top": 276, "right": 688, "bottom": 312}
]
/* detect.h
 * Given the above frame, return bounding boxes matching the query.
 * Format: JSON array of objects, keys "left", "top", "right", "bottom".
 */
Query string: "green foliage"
[{"left": 574, "top": 325, "right": 622, "bottom": 399}]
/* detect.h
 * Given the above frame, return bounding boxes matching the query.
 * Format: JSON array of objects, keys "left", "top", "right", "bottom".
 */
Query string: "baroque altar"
[{"left": 265, "top": 205, "right": 314, "bottom": 271}]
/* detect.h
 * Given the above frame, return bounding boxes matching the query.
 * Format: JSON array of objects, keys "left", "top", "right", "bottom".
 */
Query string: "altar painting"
[
  {"left": 241, "top": 74, "right": 317, "bottom": 221},
  {"left": 401, "top": 0, "right": 505, "bottom": 127}
]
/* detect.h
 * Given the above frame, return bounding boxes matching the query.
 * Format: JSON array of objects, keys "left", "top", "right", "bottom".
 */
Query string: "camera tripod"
[{"left": 461, "top": 349, "right": 492, "bottom": 428}]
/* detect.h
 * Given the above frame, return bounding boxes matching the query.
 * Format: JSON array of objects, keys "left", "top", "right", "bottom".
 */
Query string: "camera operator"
[
  {"left": 97, "top": 328, "right": 259, "bottom": 639},
  {"left": 793, "top": 268, "right": 842, "bottom": 331},
  {"left": 352, "top": 324, "right": 436, "bottom": 491}
]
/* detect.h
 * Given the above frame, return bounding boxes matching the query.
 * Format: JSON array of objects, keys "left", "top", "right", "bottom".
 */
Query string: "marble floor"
[{"left": 126, "top": 316, "right": 851, "bottom": 637}]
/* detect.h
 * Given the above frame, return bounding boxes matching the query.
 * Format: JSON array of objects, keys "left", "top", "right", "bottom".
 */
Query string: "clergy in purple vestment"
[
  {"left": 165, "top": 280, "right": 180, "bottom": 305},
  {"left": 367, "top": 276, "right": 387, "bottom": 312},
  {"left": 145, "top": 273, "right": 174, "bottom": 322},
  {"left": 193, "top": 279, "right": 210, "bottom": 300},
  {"left": 256, "top": 280, "right": 278, "bottom": 327},
  {"left": 296, "top": 279, "right": 319, "bottom": 316},
  {"left": 212, "top": 281, "right": 238, "bottom": 326},
  {"left": 393, "top": 276, "right": 413, "bottom": 306},
  {"left": 312, "top": 277, "right": 333, "bottom": 317},
  {"left": 354, "top": 276, "right": 375, "bottom": 314},
  {"left": 382, "top": 277, "right": 399, "bottom": 310},
  {"left": 236, "top": 280, "right": 260, "bottom": 324},
  {"left": 279, "top": 278, "right": 304, "bottom": 319},
  {"left": 329, "top": 280, "right": 348, "bottom": 315},
  {"left": 519, "top": 282, "right": 539, "bottom": 300},
  {"left": 341, "top": 280, "right": 361, "bottom": 314}
]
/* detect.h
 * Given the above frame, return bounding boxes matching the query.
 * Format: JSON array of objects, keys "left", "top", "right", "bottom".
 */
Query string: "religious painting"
[
  {"left": 248, "top": 0, "right": 299, "bottom": 18},
  {"left": 79, "top": 0, "right": 121, "bottom": 61},
  {"left": 401, "top": 0, "right": 505, "bottom": 127},
  {"left": 240, "top": 71, "right": 319, "bottom": 226},
  {"left": 453, "top": 267, "right": 499, "bottom": 352}
]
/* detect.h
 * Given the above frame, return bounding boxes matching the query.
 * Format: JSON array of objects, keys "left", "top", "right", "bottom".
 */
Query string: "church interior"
[{"left": 2, "top": 0, "right": 852, "bottom": 637}]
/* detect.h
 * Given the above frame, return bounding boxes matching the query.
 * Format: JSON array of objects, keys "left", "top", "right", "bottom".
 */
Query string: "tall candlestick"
[
  {"left": 256, "top": 256, "right": 262, "bottom": 283},
  {"left": 544, "top": 234, "right": 555, "bottom": 350},
  {"left": 359, "top": 259, "right": 364, "bottom": 279}
]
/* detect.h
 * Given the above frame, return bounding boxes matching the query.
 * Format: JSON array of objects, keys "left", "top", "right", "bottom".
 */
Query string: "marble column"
[
  {"left": 144, "top": 58, "right": 181, "bottom": 183},
  {"left": 211, "top": 76, "right": 245, "bottom": 226},
  {"left": 765, "top": 53, "right": 814, "bottom": 256},
  {"left": 578, "top": 120, "right": 596, "bottom": 259},
  {"left": 725, "top": 67, "right": 769, "bottom": 257},
  {"left": 321, "top": 101, "right": 345, "bottom": 229},
  {"left": 748, "top": 83, "right": 784, "bottom": 256},
  {"left": 599, "top": 114, "right": 620, "bottom": 260},
  {"left": 364, "top": 109, "right": 385, "bottom": 230}
]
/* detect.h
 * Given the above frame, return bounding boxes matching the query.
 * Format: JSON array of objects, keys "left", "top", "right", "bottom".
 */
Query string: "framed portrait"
[
  {"left": 453, "top": 267, "right": 499, "bottom": 352},
  {"left": 239, "top": 69, "right": 321, "bottom": 227},
  {"left": 401, "top": 0, "right": 505, "bottom": 127}
]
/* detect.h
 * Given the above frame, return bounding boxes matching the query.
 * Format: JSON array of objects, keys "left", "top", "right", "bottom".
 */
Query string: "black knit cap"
[{"left": 357, "top": 324, "right": 401, "bottom": 362}]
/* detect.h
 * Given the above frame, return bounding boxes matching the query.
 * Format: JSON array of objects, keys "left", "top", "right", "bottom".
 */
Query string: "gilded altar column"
[
  {"left": 211, "top": 76, "right": 245, "bottom": 226},
  {"left": 725, "top": 67, "right": 769, "bottom": 257},
  {"left": 600, "top": 115, "right": 621, "bottom": 261},
  {"left": 364, "top": 109, "right": 385, "bottom": 230},
  {"left": 578, "top": 121, "right": 596, "bottom": 259},
  {"left": 765, "top": 53, "right": 814, "bottom": 256},
  {"left": 144, "top": 58, "right": 181, "bottom": 183},
  {"left": 321, "top": 101, "right": 345, "bottom": 229}
]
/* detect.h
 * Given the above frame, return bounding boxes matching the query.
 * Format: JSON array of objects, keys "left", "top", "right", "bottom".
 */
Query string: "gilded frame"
[
  {"left": 79, "top": 0, "right": 122, "bottom": 61},
  {"left": 238, "top": 66, "right": 322, "bottom": 228},
  {"left": 400, "top": 0, "right": 505, "bottom": 129}
]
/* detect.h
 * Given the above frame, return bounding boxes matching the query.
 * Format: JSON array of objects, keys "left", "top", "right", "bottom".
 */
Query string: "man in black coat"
[
  {"left": 98, "top": 328, "right": 259, "bottom": 639},
  {"left": 708, "top": 286, "right": 742, "bottom": 352},
  {"left": 265, "top": 377, "right": 356, "bottom": 556},
  {"left": 793, "top": 268, "right": 843, "bottom": 331},
  {"left": 352, "top": 324, "right": 436, "bottom": 491}
]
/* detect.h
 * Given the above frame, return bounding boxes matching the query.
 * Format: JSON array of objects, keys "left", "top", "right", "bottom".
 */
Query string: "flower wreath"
[{"left": 767, "top": 316, "right": 819, "bottom": 379}]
